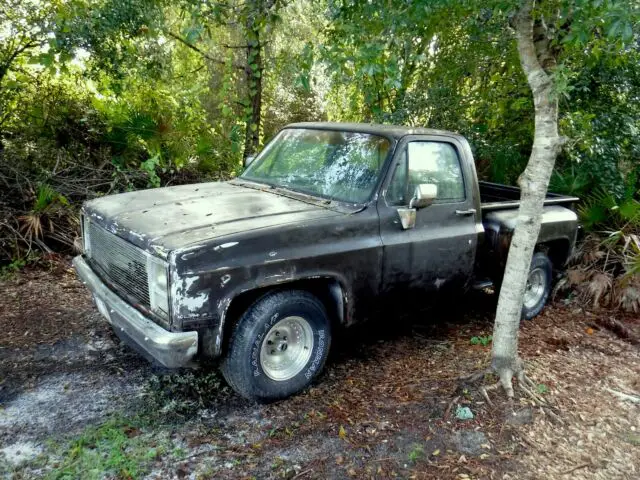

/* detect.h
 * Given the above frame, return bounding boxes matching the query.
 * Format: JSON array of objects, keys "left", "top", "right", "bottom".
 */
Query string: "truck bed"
[{"left": 479, "top": 181, "right": 579, "bottom": 212}]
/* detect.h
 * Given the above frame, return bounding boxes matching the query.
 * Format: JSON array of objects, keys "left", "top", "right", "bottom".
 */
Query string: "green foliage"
[
  {"left": 536, "top": 384, "right": 549, "bottom": 395},
  {"left": 32, "top": 185, "right": 69, "bottom": 213},
  {"left": 46, "top": 417, "right": 169, "bottom": 480},
  {"left": 1, "top": 0, "right": 639, "bottom": 267},
  {"left": 0, "top": 258, "right": 27, "bottom": 279},
  {"left": 579, "top": 184, "right": 640, "bottom": 233},
  {"left": 144, "top": 370, "right": 231, "bottom": 417},
  {"left": 407, "top": 443, "right": 424, "bottom": 463},
  {"left": 139, "top": 154, "right": 162, "bottom": 188},
  {"left": 470, "top": 335, "right": 493, "bottom": 347},
  {"left": 549, "top": 166, "right": 592, "bottom": 197}
]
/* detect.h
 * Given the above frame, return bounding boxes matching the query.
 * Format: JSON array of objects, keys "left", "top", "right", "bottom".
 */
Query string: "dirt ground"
[{"left": 0, "top": 261, "right": 639, "bottom": 479}]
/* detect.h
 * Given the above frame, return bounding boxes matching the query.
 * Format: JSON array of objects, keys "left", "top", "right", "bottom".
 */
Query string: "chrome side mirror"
[
  {"left": 397, "top": 208, "right": 416, "bottom": 230},
  {"left": 409, "top": 183, "right": 437, "bottom": 209},
  {"left": 397, "top": 184, "right": 437, "bottom": 230},
  {"left": 243, "top": 154, "right": 256, "bottom": 168}
]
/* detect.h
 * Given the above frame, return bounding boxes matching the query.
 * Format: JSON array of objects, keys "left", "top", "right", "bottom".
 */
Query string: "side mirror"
[
  {"left": 397, "top": 184, "right": 438, "bottom": 230},
  {"left": 409, "top": 183, "right": 437, "bottom": 209},
  {"left": 243, "top": 155, "right": 256, "bottom": 168}
]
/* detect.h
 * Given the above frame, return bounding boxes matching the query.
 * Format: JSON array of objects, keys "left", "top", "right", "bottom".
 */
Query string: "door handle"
[{"left": 455, "top": 208, "right": 476, "bottom": 216}]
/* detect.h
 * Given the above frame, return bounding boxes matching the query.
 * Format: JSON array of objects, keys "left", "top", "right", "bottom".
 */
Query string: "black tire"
[
  {"left": 221, "top": 290, "right": 332, "bottom": 402},
  {"left": 522, "top": 252, "right": 553, "bottom": 320}
]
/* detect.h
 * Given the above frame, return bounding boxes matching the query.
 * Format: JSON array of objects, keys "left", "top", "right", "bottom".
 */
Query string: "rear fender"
[{"left": 484, "top": 206, "right": 578, "bottom": 264}]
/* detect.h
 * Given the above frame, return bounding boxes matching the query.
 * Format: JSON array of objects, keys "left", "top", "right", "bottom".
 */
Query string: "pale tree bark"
[{"left": 489, "top": 0, "right": 564, "bottom": 397}]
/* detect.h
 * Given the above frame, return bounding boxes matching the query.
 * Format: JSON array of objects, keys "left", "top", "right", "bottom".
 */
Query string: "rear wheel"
[
  {"left": 221, "top": 290, "right": 331, "bottom": 402},
  {"left": 522, "top": 252, "right": 553, "bottom": 320}
]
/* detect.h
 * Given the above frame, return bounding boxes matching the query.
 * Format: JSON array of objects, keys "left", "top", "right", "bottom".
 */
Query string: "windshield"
[{"left": 241, "top": 128, "right": 391, "bottom": 203}]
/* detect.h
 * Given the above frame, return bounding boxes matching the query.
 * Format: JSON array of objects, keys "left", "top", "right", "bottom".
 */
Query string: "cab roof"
[{"left": 285, "top": 122, "right": 462, "bottom": 141}]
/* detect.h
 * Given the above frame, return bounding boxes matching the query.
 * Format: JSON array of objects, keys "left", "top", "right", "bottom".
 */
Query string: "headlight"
[
  {"left": 82, "top": 214, "right": 91, "bottom": 257},
  {"left": 147, "top": 256, "right": 170, "bottom": 319}
]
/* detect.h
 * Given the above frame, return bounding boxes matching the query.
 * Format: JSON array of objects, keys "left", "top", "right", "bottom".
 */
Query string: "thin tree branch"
[
  {"left": 0, "top": 39, "right": 42, "bottom": 85},
  {"left": 165, "top": 31, "right": 247, "bottom": 71}
]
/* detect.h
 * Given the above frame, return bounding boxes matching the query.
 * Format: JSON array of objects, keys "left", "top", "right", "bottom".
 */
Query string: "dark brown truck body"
[{"left": 74, "top": 122, "right": 579, "bottom": 369}]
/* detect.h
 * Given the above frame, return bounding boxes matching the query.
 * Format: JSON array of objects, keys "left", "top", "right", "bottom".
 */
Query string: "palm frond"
[
  {"left": 585, "top": 272, "right": 613, "bottom": 309},
  {"left": 18, "top": 214, "right": 43, "bottom": 240},
  {"left": 615, "top": 276, "right": 640, "bottom": 313}
]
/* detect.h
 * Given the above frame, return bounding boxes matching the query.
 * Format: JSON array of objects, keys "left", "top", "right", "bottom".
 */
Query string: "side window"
[
  {"left": 407, "top": 141, "right": 465, "bottom": 203},
  {"left": 387, "top": 150, "right": 408, "bottom": 205}
]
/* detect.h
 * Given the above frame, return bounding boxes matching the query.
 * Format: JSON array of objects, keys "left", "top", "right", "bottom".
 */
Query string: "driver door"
[{"left": 377, "top": 135, "right": 478, "bottom": 296}]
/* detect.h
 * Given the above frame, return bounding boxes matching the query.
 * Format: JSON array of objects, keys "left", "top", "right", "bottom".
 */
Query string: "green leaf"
[
  {"left": 622, "top": 23, "right": 633, "bottom": 42},
  {"left": 183, "top": 26, "right": 203, "bottom": 44}
]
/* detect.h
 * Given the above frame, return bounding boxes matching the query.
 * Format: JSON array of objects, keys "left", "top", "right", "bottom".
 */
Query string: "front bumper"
[{"left": 73, "top": 255, "right": 198, "bottom": 368}]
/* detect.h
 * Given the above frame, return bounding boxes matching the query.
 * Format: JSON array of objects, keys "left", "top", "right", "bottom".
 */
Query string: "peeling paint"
[
  {"left": 129, "top": 230, "right": 146, "bottom": 242},
  {"left": 149, "top": 244, "right": 168, "bottom": 258},
  {"left": 182, "top": 292, "right": 209, "bottom": 312},
  {"left": 183, "top": 276, "right": 198, "bottom": 292}
]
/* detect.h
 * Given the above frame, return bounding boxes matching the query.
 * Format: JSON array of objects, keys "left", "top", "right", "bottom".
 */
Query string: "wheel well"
[
  {"left": 536, "top": 239, "right": 571, "bottom": 269},
  {"left": 221, "top": 278, "right": 345, "bottom": 353}
]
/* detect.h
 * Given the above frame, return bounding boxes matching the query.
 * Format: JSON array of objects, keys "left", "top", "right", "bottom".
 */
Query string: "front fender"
[{"left": 204, "top": 272, "right": 351, "bottom": 358}]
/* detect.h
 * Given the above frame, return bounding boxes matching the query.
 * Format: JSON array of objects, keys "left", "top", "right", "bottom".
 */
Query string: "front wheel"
[
  {"left": 221, "top": 290, "right": 331, "bottom": 402},
  {"left": 522, "top": 252, "right": 553, "bottom": 320}
]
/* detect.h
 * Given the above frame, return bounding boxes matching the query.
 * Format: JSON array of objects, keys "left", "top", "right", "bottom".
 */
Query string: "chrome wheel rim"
[
  {"left": 524, "top": 268, "right": 546, "bottom": 309},
  {"left": 260, "top": 316, "right": 314, "bottom": 381}
]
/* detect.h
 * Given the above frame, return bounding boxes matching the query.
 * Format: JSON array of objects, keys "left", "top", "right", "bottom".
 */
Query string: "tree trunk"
[
  {"left": 490, "top": 0, "right": 563, "bottom": 397},
  {"left": 242, "top": 0, "right": 263, "bottom": 162},
  {"left": 243, "top": 38, "right": 262, "bottom": 160}
]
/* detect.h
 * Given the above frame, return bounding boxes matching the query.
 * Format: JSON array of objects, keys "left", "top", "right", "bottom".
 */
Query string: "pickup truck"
[{"left": 74, "top": 122, "right": 579, "bottom": 401}]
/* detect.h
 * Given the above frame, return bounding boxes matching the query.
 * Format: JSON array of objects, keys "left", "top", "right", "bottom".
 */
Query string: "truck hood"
[{"left": 83, "top": 181, "right": 343, "bottom": 258}]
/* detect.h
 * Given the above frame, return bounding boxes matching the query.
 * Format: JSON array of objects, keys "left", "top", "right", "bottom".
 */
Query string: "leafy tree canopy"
[{"left": 0, "top": 0, "right": 638, "bottom": 263}]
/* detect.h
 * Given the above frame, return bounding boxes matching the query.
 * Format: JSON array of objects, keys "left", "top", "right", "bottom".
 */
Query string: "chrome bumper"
[{"left": 73, "top": 255, "right": 198, "bottom": 368}]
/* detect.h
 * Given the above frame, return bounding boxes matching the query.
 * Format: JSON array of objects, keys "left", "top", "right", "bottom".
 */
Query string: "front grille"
[{"left": 87, "top": 222, "right": 150, "bottom": 308}]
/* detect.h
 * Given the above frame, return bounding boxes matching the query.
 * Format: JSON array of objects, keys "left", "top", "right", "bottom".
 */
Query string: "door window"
[{"left": 387, "top": 141, "right": 465, "bottom": 205}]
